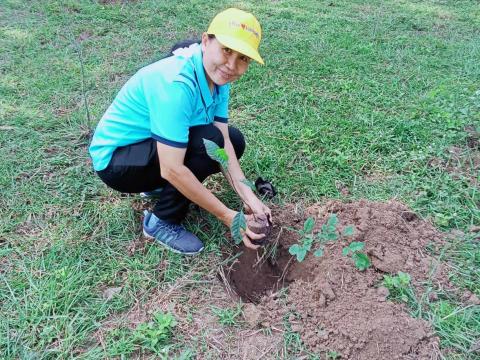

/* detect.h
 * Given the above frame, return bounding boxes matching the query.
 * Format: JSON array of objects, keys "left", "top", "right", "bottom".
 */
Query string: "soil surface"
[{"left": 222, "top": 200, "right": 449, "bottom": 359}]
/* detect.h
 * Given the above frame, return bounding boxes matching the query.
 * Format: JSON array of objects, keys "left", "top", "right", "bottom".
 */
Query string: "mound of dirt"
[{"left": 222, "top": 200, "right": 449, "bottom": 359}]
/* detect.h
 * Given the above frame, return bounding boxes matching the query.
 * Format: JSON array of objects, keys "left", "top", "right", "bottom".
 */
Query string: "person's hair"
[
  {"left": 169, "top": 35, "right": 216, "bottom": 56},
  {"left": 169, "top": 39, "right": 199, "bottom": 54}
]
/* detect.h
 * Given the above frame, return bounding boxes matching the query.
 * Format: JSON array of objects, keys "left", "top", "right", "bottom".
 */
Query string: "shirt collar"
[{"left": 192, "top": 47, "right": 213, "bottom": 107}]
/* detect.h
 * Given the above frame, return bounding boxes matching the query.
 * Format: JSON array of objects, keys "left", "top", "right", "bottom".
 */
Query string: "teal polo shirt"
[{"left": 89, "top": 43, "right": 230, "bottom": 171}]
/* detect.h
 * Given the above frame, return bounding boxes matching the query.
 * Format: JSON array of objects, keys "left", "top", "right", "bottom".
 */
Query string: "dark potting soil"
[
  {"left": 221, "top": 200, "right": 451, "bottom": 359},
  {"left": 247, "top": 217, "right": 273, "bottom": 246}
]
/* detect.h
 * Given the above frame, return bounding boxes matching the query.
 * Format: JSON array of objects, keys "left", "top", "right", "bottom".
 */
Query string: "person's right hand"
[{"left": 241, "top": 214, "right": 266, "bottom": 250}]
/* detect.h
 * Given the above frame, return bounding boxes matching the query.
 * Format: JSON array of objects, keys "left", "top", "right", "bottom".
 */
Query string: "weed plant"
[
  {"left": 211, "top": 305, "right": 243, "bottom": 327},
  {"left": 342, "top": 242, "right": 371, "bottom": 271},
  {"left": 133, "top": 311, "right": 176, "bottom": 355},
  {"left": 382, "top": 271, "right": 416, "bottom": 304}
]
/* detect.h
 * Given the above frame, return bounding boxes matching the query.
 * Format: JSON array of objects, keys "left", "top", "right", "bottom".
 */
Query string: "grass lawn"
[{"left": 1, "top": 0, "right": 479, "bottom": 358}]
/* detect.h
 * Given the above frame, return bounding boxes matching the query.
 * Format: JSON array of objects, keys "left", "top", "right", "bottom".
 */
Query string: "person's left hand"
[{"left": 244, "top": 196, "right": 272, "bottom": 223}]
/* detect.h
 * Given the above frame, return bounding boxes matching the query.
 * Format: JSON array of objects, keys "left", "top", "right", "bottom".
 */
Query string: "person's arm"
[
  {"left": 156, "top": 142, "right": 263, "bottom": 249},
  {"left": 213, "top": 122, "right": 272, "bottom": 222}
]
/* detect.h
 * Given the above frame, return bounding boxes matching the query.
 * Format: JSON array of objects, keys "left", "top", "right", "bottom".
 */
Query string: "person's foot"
[
  {"left": 140, "top": 188, "right": 164, "bottom": 199},
  {"left": 142, "top": 211, "right": 204, "bottom": 255}
]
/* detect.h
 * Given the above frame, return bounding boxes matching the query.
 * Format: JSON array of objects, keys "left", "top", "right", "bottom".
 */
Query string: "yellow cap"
[{"left": 207, "top": 8, "right": 264, "bottom": 65}]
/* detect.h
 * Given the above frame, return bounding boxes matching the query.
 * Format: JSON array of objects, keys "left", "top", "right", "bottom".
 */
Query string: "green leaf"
[
  {"left": 203, "top": 138, "right": 228, "bottom": 169},
  {"left": 231, "top": 211, "right": 246, "bottom": 245},
  {"left": 383, "top": 275, "right": 394, "bottom": 288},
  {"left": 215, "top": 148, "right": 228, "bottom": 160},
  {"left": 240, "top": 178, "right": 256, "bottom": 190},
  {"left": 397, "top": 271, "right": 411, "bottom": 286},
  {"left": 289, "top": 244, "right": 301, "bottom": 256},
  {"left": 313, "top": 248, "right": 324, "bottom": 257},
  {"left": 327, "top": 214, "right": 338, "bottom": 227},
  {"left": 342, "top": 225, "right": 354, "bottom": 237},
  {"left": 342, "top": 247, "right": 350, "bottom": 256},
  {"left": 296, "top": 248, "right": 307, "bottom": 262},
  {"left": 203, "top": 138, "right": 220, "bottom": 156},
  {"left": 348, "top": 241, "right": 365, "bottom": 252},
  {"left": 303, "top": 235, "right": 314, "bottom": 249},
  {"left": 303, "top": 217, "right": 315, "bottom": 233},
  {"left": 326, "top": 232, "right": 338, "bottom": 241},
  {"left": 326, "top": 225, "right": 336, "bottom": 233},
  {"left": 353, "top": 253, "right": 371, "bottom": 271},
  {"left": 289, "top": 244, "right": 307, "bottom": 262}
]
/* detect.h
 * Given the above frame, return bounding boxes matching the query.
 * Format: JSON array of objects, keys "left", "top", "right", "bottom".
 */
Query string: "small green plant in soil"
[
  {"left": 133, "top": 311, "right": 176, "bottom": 354},
  {"left": 211, "top": 304, "right": 243, "bottom": 326},
  {"left": 204, "top": 139, "right": 256, "bottom": 244},
  {"left": 326, "top": 350, "right": 341, "bottom": 359},
  {"left": 342, "top": 242, "right": 371, "bottom": 271},
  {"left": 289, "top": 214, "right": 355, "bottom": 262},
  {"left": 383, "top": 271, "right": 415, "bottom": 303}
]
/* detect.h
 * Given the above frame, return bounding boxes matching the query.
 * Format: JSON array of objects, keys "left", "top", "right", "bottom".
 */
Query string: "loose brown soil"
[{"left": 221, "top": 200, "right": 450, "bottom": 359}]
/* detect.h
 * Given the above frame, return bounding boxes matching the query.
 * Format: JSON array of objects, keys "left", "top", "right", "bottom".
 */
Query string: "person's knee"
[
  {"left": 188, "top": 124, "right": 224, "bottom": 153},
  {"left": 228, "top": 126, "right": 246, "bottom": 159},
  {"left": 203, "top": 125, "right": 224, "bottom": 148}
]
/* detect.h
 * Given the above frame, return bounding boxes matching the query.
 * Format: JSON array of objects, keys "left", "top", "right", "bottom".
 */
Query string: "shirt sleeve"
[
  {"left": 145, "top": 81, "right": 194, "bottom": 148},
  {"left": 214, "top": 84, "right": 230, "bottom": 123}
]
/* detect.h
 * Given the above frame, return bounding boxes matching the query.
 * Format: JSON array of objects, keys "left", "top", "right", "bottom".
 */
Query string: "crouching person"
[{"left": 89, "top": 8, "right": 272, "bottom": 255}]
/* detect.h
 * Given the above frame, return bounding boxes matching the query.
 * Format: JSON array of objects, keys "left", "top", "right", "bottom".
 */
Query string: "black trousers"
[{"left": 97, "top": 124, "right": 245, "bottom": 223}]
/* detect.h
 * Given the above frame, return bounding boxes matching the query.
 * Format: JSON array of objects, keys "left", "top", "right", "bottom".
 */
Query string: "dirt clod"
[
  {"left": 102, "top": 287, "right": 122, "bottom": 301},
  {"left": 243, "top": 303, "right": 262, "bottom": 328},
  {"left": 248, "top": 217, "right": 272, "bottom": 245}
]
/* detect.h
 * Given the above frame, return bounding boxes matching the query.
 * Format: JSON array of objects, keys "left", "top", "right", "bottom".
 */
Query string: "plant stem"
[{"left": 222, "top": 168, "right": 258, "bottom": 221}]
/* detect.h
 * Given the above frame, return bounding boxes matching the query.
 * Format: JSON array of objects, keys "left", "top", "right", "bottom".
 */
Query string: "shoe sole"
[
  {"left": 140, "top": 192, "right": 161, "bottom": 199},
  {"left": 143, "top": 230, "right": 203, "bottom": 256},
  {"left": 139, "top": 189, "right": 164, "bottom": 199}
]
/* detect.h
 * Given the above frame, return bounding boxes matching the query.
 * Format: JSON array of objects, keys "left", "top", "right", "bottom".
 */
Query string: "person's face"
[{"left": 201, "top": 33, "right": 251, "bottom": 87}]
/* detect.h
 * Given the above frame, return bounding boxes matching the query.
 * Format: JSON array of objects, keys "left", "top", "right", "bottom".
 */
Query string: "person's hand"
[
  {"left": 241, "top": 213, "right": 266, "bottom": 250},
  {"left": 223, "top": 210, "right": 265, "bottom": 250},
  {"left": 244, "top": 196, "right": 272, "bottom": 223}
]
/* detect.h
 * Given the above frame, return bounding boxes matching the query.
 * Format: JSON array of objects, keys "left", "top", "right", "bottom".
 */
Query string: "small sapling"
[
  {"left": 289, "top": 214, "right": 355, "bottom": 262},
  {"left": 288, "top": 217, "right": 315, "bottom": 262},
  {"left": 342, "top": 242, "right": 371, "bottom": 271},
  {"left": 203, "top": 138, "right": 261, "bottom": 245}
]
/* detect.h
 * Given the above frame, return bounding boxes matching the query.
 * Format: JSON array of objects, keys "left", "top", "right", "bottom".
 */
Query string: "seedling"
[
  {"left": 342, "top": 242, "right": 371, "bottom": 271},
  {"left": 327, "top": 351, "right": 341, "bottom": 359},
  {"left": 382, "top": 271, "right": 414, "bottom": 303},
  {"left": 288, "top": 217, "right": 316, "bottom": 262},
  {"left": 133, "top": 311, "right": 176, "bottom": 354},
  {"left": 289, "top": 214, "right": 355, "bottom": 262},
  {"left": 204, "top": 139, "right": 263, "bottom": 245}
]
